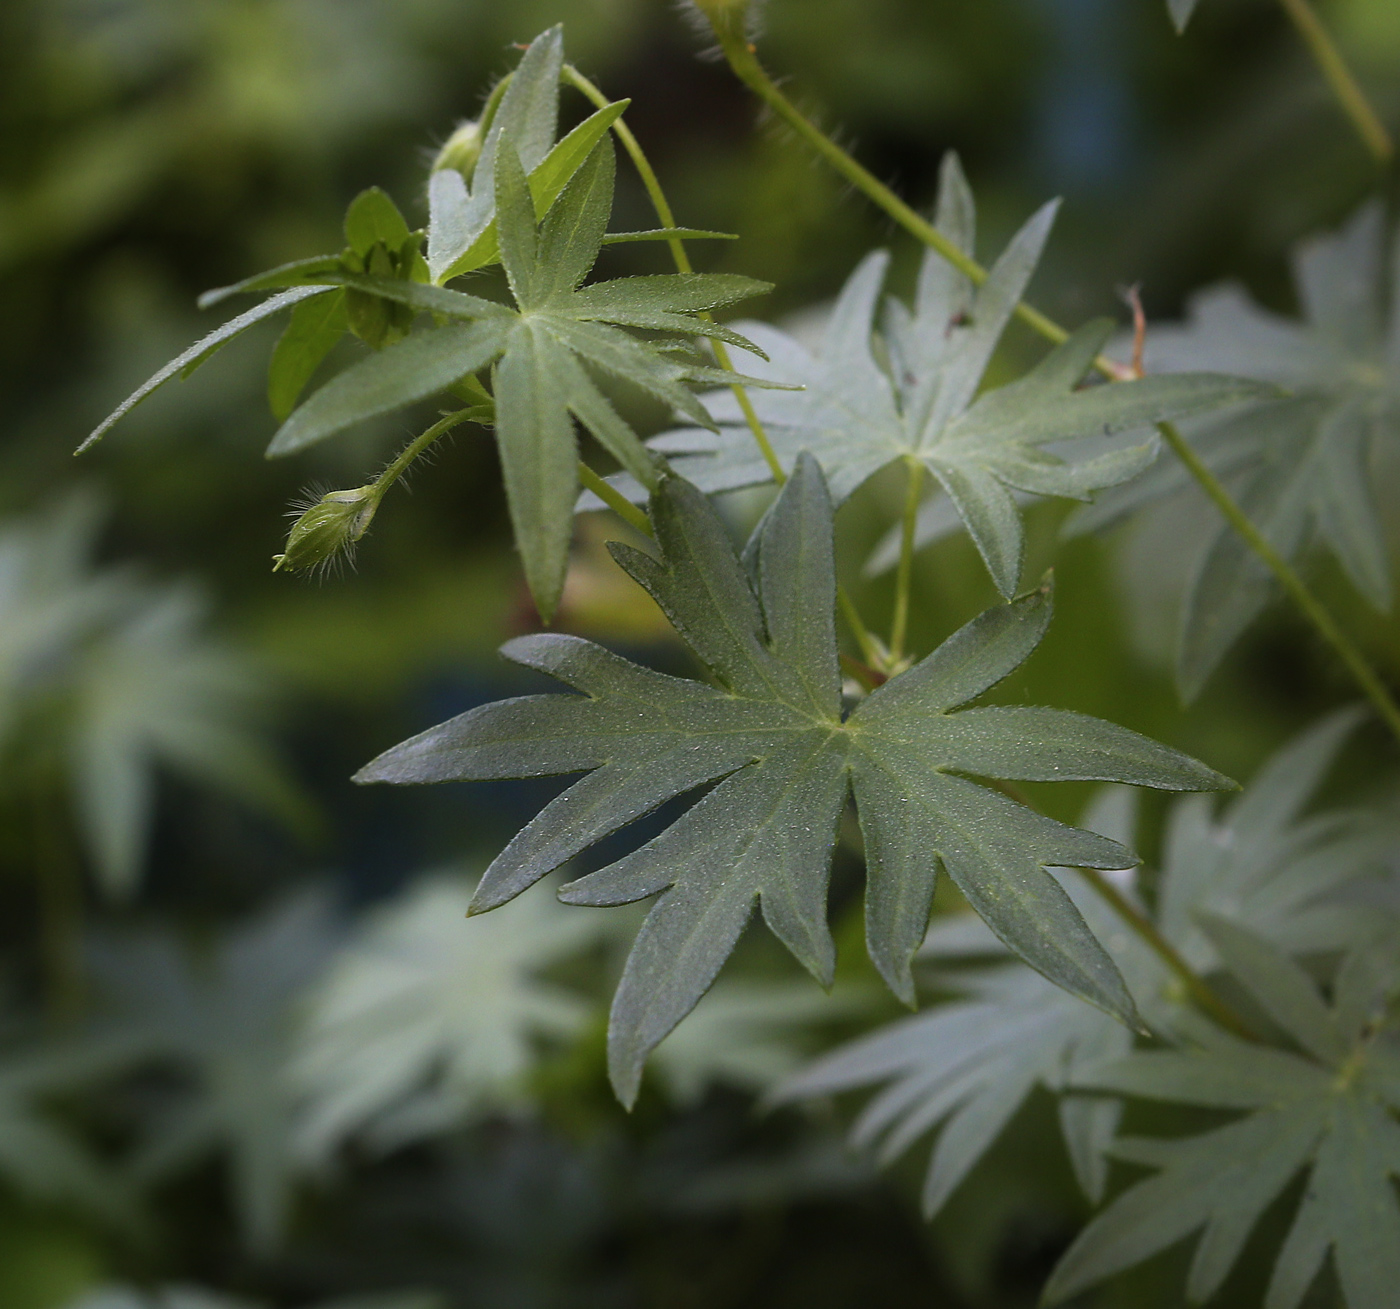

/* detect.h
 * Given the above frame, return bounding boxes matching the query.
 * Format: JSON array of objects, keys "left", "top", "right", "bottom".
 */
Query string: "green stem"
[
  {"left": 577, "top": 461, "right": 653, "bottom": 535},
  {"left": 707, "top": 27, "right": 1400, "bottom": 749},
  {"left": 1276, "top": 0, "right": 1393, "bottom": 163},
  {"left": 1156, "top": 421, "right": 1400, "bottom": 742},
  {"left": 1074, "top": 867, "right": 1260, "bottom": 1042},
  {"left": 707, "top": 36, "right": 1075, "bottom": 351},
  {"left": 839, "top": 584, "right": 887, "bottom": 670},
  {"left": 889, "top": 457, "right": 925, "bottom": 664}
]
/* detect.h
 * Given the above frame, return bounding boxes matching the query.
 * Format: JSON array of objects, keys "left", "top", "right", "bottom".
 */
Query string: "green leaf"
[
  {"left": 1050, "top": 930, "right": 1400, "bottom": 1309},
  {"left": 1070, "top": 202, "right": 1400, "bottom": 694},
  {"left": 600, "top": 227, "right": 738, "bottom": 245},
  {"left": 69, "top": 586, "right": 304, "bottom": 901},
  {"left": 198, "top": 255, "right": 345, "bottom": 309},
  {"left": 773, "top": 961, "right": 1136, "bottom": 1216},
  {"left": 343, "top": 186, "right": 411, "bottom": 259},
  {"left": 265, "top": 319, "right": 510, "bottom": 457},
  {"left": 267, "top": 289, "right": 348, "bottom": 421},
  {"left": 612, "top": 154, "right": 1274, "bottom": 597},
  {"left": 80, "top": 287, "right": 332, "bottom": 451},
  {"left": 355, "top": 457, "right": 1231, "bottom": 1105},
  {"left": 433, "top": 100, "right": 635, "bottom": 281},
  {"left": 425, "top": 25, "right": 566, "bottom": 282}
]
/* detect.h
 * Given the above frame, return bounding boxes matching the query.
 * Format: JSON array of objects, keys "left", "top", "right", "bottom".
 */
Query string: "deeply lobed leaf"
[{"left": 357, "top": 456, "right": 1231, "bottom": 1105}]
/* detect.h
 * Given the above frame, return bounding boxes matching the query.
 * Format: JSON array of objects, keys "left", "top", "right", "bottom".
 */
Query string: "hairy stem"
[
  {"left": 890, "top": 457, "right": 925, "bottom": 664},
  {"left": 372, "top": 408, "right": 476, "bottom": 497},
  {"left": 566, "top": 62, "right": 885, "bottom": 665},
  {"left": 577, "top": 461, "right": 653, "bottom": 535},
  {"left": 707, "top": 26, "right": 1400, "bottom": 747},
  {"left": 1276, "top": 0, "right": 1393, "bottom": 163}
]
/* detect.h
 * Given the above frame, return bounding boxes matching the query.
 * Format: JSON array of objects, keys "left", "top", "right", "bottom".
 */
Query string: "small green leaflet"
[
  {"left": 355, "top": 455, "right": 1232, "bottom": 1105},
  {"left": 0, "top": 1034, "right": 138, "bottom": 1227},
  {"left": 598, "top": 153, "right": 1273, "bottom": 598},
  {"left": 267, "top": 137, "right": 770, "bottom": 618},
  {"left": 1049, "top": 919, "right": 1400, "bottom": 1309},
  {"left": 293, "top": 870, "right": 611, "bottom": 1158},
  {"left": 1069, "top": 202, "right": 1400, "bottom": 696}
]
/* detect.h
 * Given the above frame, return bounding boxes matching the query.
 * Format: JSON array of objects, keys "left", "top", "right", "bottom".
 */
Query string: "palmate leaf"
[
  {"left": 355, "top": 455, "right": 1231, "bottom": 1105},
  {"left": 1069, "top": 202, "right": 1400, "bottom": 695},
  {"left": 89, "top": 895, "right": 338, "bottom": 1253},
  {"left": 772, "top": 788, "right": 1158, "bottom": 1216},
  {"left": 292, "top": 870, "right": 611, "bottom": 1159},
  {"left": 1048, "top": 920, "right": 1400, "bottom": 1309},
  {"left": 265, "top": 136, "right": 770, "bottom": 617},
  {"left": 595, "top": 154, "right": 1271, "bottom": 598}
]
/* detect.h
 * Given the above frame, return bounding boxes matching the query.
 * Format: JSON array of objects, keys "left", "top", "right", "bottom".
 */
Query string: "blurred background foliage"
[{"left": 1, "top": 0, "right": 1398, "bottom": 1305}]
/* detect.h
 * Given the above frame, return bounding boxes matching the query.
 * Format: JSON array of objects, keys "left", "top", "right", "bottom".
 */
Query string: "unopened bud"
[
  {"left": 273, "top": 486, "right": 379, "bottom": 573},
  {"left": 432, "top": 119, "right": 484, "bottom": 181}
]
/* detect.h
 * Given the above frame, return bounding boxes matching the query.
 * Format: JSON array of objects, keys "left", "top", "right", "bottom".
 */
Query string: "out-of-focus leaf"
[
  {"left": 599, "top": 154, "right": 1271, "bottom": 597},
  {"left": 0, "top": 1034, "right": 139, "bottom": 1227},
  {"left": 356, "top": 458, "right": 1230, "bottom": 1105},
  {"left": 1168, "top": 0, "right": 1202, "bottom": 32},
  {"left": 89, "top": 896, "right": 338, "bottom": 1253},
  {"left": 652, "top": 979, "right": 872, "bottom": 1107},
  {"left": 1153, "top": 708, "right": 1395, "bottom": 969},
  {"left": 293, "top": 871, "right": 610, "bottom": 1159},
  {"left": 1048, "top": 923, "right": 1400, "bottom": 1309},
  {"left": 1068, "top": 203, "right": 1400, "bottom": 695},
  {"left": 67, "top": 586, "right": 304, "bottom": 902}
]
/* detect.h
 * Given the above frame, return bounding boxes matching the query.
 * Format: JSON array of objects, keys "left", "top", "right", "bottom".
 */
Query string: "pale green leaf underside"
[
  {"left": 356, "top": 455, "right": 1231, "bottom": 1106},
  {"left": 592, "top": 153, "right": 1273, "bottom": 598}
]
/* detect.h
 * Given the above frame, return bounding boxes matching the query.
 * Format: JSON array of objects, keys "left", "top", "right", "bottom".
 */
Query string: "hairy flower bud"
[
  {"left": 432, "top": 119, "right": 484, "bottom": 181},
  {"left": 273, "top": 486, "right": 380, "bottom": 573}
]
